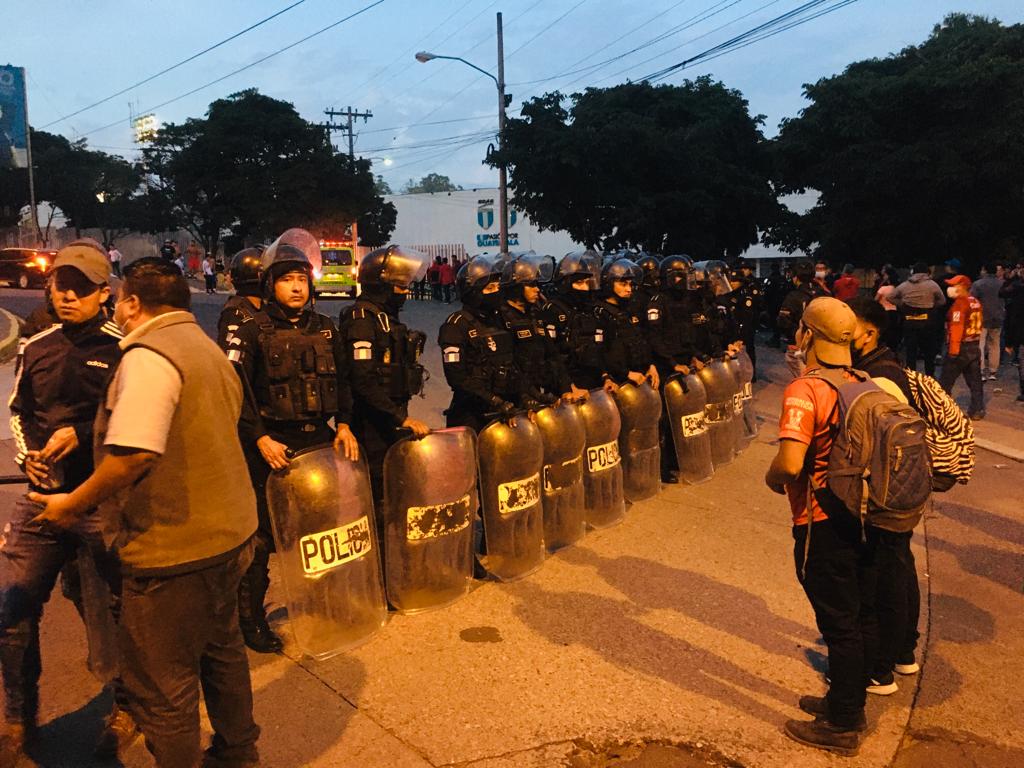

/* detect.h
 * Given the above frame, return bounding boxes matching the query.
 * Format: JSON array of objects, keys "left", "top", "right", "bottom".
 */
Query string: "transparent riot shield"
[
  {"left": 477, "top": 417, "right": 546, "bottom": 581},
  {"left": 663, "top": 374, "right": 715, "bottom": 485},
  {"left": 612, "top": 382, "right": 662, "bottom": 502},
  {"left": 698, "top": 360, "right": 738, "bottom": 469},
  {"left": 383, "top": 428, "right": 478, "bottom": 614},
  {"left": 578, "top": 389, "right": 626, "bottom": 528},
  {"left": 266, "top": 446, "right": 387, "bottom": 659},
  {"left": 724, "top": 356, "right": 746, "bottom": 455},
  {"left": 534, "top": 403, "right": 587, "bottom": 551},
  {"left": 737, "top": 348, "right": 758, "bottom": 442}
]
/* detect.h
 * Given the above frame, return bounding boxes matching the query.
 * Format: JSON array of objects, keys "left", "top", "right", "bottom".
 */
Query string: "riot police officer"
[
  {"left": 692, "top": 260, "right": 740, "bottom": 358},
  {"left": 724, "top": 261, "right": 763, "bottom": 377},
  {"left": 777, "top": 260, "right": 829, "bottom": 344},
  {"left": 634, "top": 253, "right": 661, "bottom": 309},
  {"left": 538, "top": 250, "right": 604, "bottom": 393},
  {"left": 498, "top": 253, "right": 574, "bottom": 408},
  {"left": 594, "top": 258, "right": 660, "bottom": 391},
  {"left": 217, "top": 246, "right": 263, "bottom": 348},
  {"left": 228, "top": 228, "right": 359, "bottom": 653},
  {"left": 338, "top": 245, "right": 432, "bottom": 503},
  {"left": 647, "top": 255, "right": 704, "bottom": 379},
  {"left": 438, "top": 255, "right": 520, "bottom": 432}
]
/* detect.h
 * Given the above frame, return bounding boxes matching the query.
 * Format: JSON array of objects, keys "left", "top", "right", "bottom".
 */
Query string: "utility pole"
[
  {"left": 324, "top": 106, "right": 373, "bottom": 160},
  {"left": 496, "top": 12, "right": 509, "bottom": 255}
]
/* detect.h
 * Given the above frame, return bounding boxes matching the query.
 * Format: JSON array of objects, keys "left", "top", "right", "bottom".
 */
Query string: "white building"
[{"left": 384, "top": 188, "right": 581, "bottom": 259}]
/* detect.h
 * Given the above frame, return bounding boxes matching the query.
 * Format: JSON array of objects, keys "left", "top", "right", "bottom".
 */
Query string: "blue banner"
[{"left": 0, "top": 65, "right": 29, "bottom": 169}]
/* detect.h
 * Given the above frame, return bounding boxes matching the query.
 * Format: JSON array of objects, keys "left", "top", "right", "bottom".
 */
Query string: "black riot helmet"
[
  {"left": 457, "top": 254, "right": 503, "bottom": 311},
  {"left": 555, "top": 250, "right": 601, "bottom": 292},
  {"left": 661, "top": 254, "right": 695, "bottom": 291},
  {"left": 260, "top": 228, "right": 320, "bottom": 290},
  {"left": 358, "top": 244, "right": 428, "bottom": 288},
  {"left": 229, "top": 247, "right": 263, "bottom": 296},
  {"left": 691, "top": 260, "right": 733, "bottom": 296},
  {"left": 501, "top": 252, "right": 555, "bottom": 304},
  {"left": 601, "top": 258, "right": 642, "bottom": 297},
  {"left": 635, "top": 253, "right": 661, "bottom": 290}
]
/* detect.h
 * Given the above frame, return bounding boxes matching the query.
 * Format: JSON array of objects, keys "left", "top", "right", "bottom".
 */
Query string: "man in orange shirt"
[
  {"left": 765, "top": 297, "right": 869, "bottom": 756},
  {"left": 939, "top": 275, "right": 985, "bottom": 419}
]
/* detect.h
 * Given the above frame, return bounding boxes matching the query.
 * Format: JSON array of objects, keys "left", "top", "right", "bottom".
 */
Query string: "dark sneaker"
[
  {"left": 798, "top": 697, "right": 868, "bottom": 731},
  {"left": 867, "top": 673, "right": 899, "bottom": 695},
  {"left": 1016, "top": 394, "right": 1024, "bottom": 402},
  {"left": 969, "top": 410, "right": 986, "bottom": 421},
  {"left": 241, "top": 620, "right": 284, "bottom": 654},
  {"left": 95, "top": 707, "right": 142, "bottom": 758},
  {"left": 661, "top": 470, "right": 680, "bottom": 484},
  {"left": 784, "top": 718, "right": 862, "bottom": 756}
]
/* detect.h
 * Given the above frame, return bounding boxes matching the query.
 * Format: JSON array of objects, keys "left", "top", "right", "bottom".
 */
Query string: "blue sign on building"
[{"left": 0, "top": 66, "right": 29, "bottom": 169}]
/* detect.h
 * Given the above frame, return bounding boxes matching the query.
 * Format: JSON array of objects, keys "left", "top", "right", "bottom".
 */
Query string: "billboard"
[{"left": 0, "top": 65, "right": 29, "bottom": 169}]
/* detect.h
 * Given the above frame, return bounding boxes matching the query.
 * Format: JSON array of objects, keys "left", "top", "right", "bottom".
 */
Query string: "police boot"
[{"left": 237, "top": 571, "right": 283, "bottom": 654}]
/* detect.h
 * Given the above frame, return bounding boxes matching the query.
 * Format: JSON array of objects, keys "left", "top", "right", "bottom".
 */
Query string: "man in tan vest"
[{"left": 30, "top": 257, "right": 260, "bottom": 768}]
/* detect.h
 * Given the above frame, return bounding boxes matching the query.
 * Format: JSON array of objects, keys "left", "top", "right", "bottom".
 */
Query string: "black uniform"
[
  {"left": 3, "top": 313, "right": 123, "bottom": 727},
  {"left": 777, "top": 281, "right": 829, "bottom": 344},
  {"left": 498, "top": 302, "right": 569, "bottom": 406},
  {"left": 722, "top": 280, "right": 762, "bottom": 374},
  {"left": 217, "top": 294, "right": 261, "bottom": 349},
  {"left": 539, "top": 291, "right": 604, "bottom": 390},
  {"left": 594, "top": 297, "right": 651, "bottom": 385},
  {"left": 646, "top": 291, "right": 699, "bottom": 379},
  {"left": 338, "top": 296, "right": 426, "bottom": 501},
  {"left": 438, "top": 307, "right": 519, "bottom": 432}
]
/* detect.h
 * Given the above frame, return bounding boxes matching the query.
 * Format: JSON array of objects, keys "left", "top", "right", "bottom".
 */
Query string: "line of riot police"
[{"left": 217, "top": 236, "right": 761, "bottom": 659}]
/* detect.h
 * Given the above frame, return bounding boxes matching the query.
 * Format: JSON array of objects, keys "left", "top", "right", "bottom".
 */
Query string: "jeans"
[
  {"left": 862, "top": 526, "right": 914, "bottom": 678},
  {"left": 0, "top": 499, "right": 122, "bottom": 724},
  {"left": 940, "top": 341, "right": 985, "bottom": 415},
  {"left": 119, "top": 541, "right": 259, "bottom": 768},
  {"left": 793, "top": 516, "right": 872, "bottom": 727},
  {"left": 979, "top": 326, "right": 1001, "bottom": 374}
]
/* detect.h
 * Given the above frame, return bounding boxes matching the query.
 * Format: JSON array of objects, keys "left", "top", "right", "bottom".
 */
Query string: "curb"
[
  {"left": 974, "top": 438, "right": 1024, "bottom": 463},
  {"left": 0, "top": 308, "right": 21, "bottom": 364}
]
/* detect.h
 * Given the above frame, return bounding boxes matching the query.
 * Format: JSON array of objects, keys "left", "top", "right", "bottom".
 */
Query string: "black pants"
[
  {"left": 0, "top": 499, "right": 123, "bottom": 724},
  {"left": 119, "top": 542, "right": 259, "bottom": 768},
  {"left": 793, "top": 516, "right": 872, "bottom": 727},
  {"left": 901, "top": 540, "right": 921, "bottom": 664},
  {"left": 862, "top": 526, "right": 914, "bottom": 679},
  {"left": 903, "top": 318, "right": 940, "bottom": 376},
  {"left": 443, "top": 284, "right": 453, "bottom": 303},
  {"left": 939, "top": 342, "right": 984, "bottom": 415}
]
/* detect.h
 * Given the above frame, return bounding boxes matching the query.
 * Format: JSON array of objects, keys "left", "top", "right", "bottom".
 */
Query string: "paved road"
[{"left": 0, "top": 288, "right": 1021, "bottom": 767}]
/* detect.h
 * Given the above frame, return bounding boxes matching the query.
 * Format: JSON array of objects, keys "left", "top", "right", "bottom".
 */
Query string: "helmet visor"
[
  {"left": 503, "top": 252, "right": 555, "bottom": 285},
  {"left": 694, "top": 260, "right": 733, "bottom": 296},
  {"left": 263, "top": 228, "right": 322, "bottom": 273},
  {"left": 379, "top": 245, "right": 428, "bottom": 287}
]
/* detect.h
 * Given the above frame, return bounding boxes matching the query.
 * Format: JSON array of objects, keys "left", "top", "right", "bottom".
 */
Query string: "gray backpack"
[{"left": 805, "top": 368, "right": 932, "bottom": 534}]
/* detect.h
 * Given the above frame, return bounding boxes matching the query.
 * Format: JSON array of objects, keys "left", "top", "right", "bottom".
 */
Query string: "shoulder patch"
[
  {"left": 442, "top": 346, "right": 461, "bottom": 363},
  {"left": 516, "top": 329, "right": 532, "bottom": 339},
  {"left": 647, "top": 308, "right": 660, "bottom": 322},
  {"left": 353, "top": 340, "right": 373, "bottom": 360}
]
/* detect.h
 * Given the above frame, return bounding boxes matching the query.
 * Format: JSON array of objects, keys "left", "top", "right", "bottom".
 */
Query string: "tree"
[
  {"left": 769, "top": 14, "right": 1024, "bottom": 269},
  {"left": 490, "top": 80, "right": 778, "bottom": 256},
  {"left": 402, "top": 173, "right": 462, "bottom": 194},
  {"left": 144, "top": 89, "right": 385, "bottom": 253},
  {"left": 357, "top": 198, "right": 397, "bottom": 247},
  {"left": 373, "top": 174, "right": 392, "bottom": 195}
]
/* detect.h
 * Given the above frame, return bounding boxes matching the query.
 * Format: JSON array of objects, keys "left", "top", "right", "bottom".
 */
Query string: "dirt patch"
[{"left": 565, "top": 738, "right": 744, "bottom": 768}]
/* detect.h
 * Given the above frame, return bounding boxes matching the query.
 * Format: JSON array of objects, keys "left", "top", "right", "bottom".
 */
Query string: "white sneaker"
[
  {"left": 866, "top": 676, "right": 899, "bottom": 695},
  {"left": 894, "top": 661, "right": 920, "bottom": 675}
]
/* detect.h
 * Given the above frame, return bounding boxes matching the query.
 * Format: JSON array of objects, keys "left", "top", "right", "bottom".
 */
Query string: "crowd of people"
[{"left": 0, "top": 233, "right": 994, "bottom": 764}]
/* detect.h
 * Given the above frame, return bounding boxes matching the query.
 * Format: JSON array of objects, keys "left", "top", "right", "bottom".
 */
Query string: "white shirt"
[
  {"left": 108, "top": 248, "right": 122, "bottom": 263},
  {"left": 104, "top": 313, "right": 190, "bottom": 455},
  {"left": 203, "top": 261, "right": 214, "bottom": 276}
]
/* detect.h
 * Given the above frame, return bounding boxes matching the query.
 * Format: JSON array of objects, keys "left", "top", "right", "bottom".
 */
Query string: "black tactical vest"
[
  {"left": 459, "top": 310, "right": 517, "bottom": 400},
  {"left": 341, "top": 300, "right": 426, "bottom": 401},
  {"left": 255, "top": 314, "right": 339, "bottom": 421}
]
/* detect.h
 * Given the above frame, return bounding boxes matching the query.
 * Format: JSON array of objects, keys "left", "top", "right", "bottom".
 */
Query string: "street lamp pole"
[
  {"left": 496, "top": 12, "right": 508, "bottom": 255},
  {"left": 415, "top": 10, "right": 510, "bottom": 254}
]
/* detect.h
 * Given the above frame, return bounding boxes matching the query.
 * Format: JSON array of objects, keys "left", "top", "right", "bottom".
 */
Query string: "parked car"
[{"left": 0, "top": 248, "right": 56, "bottom": 289}]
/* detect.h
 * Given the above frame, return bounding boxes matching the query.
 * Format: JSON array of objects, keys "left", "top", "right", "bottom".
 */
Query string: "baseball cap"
[
  {"left": 800, "top": 297, "right": 856, "bottom": 367},
  {"left": 52, "top": 238, "right": 111, "bottom": 285},
  {"left": 945, "top": 274, "right": 971, "bottom": 288}
]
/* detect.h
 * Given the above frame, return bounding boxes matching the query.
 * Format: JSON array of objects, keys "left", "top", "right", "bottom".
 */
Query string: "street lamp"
[{"left": 415, "top": 11, "right": 510, "bottom": 254}]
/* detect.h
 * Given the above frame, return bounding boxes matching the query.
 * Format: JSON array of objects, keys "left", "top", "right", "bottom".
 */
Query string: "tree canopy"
[
  {"left": 769, "top": 14, "right": 1024, "bottom": 269},
  {"left": 402, "top": 173, "right": 462, "bottom": 194},
  {"left": 491, "top": 79, "right": 778, "bottom": 256},
  {"left": 143, "top": 89, "right": 392, "bottom": 253}
]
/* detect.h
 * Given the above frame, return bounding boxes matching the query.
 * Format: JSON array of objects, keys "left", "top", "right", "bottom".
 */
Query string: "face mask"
[
  {"left": 815, "top": 270, "right": 827, "bottom": 280},
  {"left": 480, "top": 291, "right": 502, "bottom": 313},
  {"left": 946, "top": 287, "right": 958, "bottom": 300},
  {"left": 386, "top": 291, "right": 407, "bottom": 313}
]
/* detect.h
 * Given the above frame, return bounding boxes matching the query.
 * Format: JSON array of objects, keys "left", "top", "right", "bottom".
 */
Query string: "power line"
[
  {"left": 41, "top": 0, "right": 310, "bottom": 130},
  {"left": 79, "top": 0, "right": 386, "bottom": 139},
  {"left": 360, "top": 114, "right": 494, "bottom": 135},
  {"left": 505, "top": 0, "right": 593, "bottom": 60},
  {"left": 360, "top": 129, "right": 494, "bottom": 154}
]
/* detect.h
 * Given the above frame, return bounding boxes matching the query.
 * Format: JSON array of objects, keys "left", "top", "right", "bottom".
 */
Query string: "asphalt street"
[{"left": 0, "top": 287, "right": 1021, "bottom": 767}]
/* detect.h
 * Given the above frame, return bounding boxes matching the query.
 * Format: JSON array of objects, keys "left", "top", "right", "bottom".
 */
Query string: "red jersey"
[
  {"left": 777, "top": 373, "right": 857, "bottom": 526},
  {"left": 831, "top": 275, "right": 861, "bottom": 302},
  {"left": 946, "top": 295, "right": 983, "bottom": 356}
]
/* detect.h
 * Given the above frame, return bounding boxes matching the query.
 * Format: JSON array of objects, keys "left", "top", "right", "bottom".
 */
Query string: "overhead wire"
[
  {"left": 77, "top": 0, "right": 386, "bottom": 140},
  {"left": 41, "top": 0, "right": 311, "bottom": 129}
]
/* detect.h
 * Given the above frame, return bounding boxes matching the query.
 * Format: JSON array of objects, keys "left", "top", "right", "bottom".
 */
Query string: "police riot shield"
[
  {"left": 663, "top": 374, "right": 715, "bottom": 485},
  {"left": 477, "top": 417, "right": 546, "bottom": 580},
  {"left": 697, "top": 360, "right": 739, "bottom": 469},
  {"left": 266, "top": 447, "right": 387, "bottom": 659},
  {"left": 579, "top": 388, "right": 626, "bottom": 528},
  {"left": 382, "top": 428, "right": 478, "bottom": 614},
  {"left": 612, "top": 381, "right": 662, "bottom": 502},
  {"left": 724, "top": 356, "right": 746, "bottom": 455},
  {"left": 534, "top": 402, "right": 587, "bottom": 552},
  {"left": 737, "top": 348, "right": 758, "bottom": 442}
]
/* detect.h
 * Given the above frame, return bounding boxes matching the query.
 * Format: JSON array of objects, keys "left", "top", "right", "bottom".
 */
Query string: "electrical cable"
[{"left": 41, "top": 0, "right": 311, "bottom": 129}]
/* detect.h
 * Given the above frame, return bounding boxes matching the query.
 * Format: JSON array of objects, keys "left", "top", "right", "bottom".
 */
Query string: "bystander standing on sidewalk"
[
  {"left": 970, "top": 262, "right": 1004, "bottom": 380},
  {"left": 106, "top": 243, "right": 122, "bottom": 278},
  {"left": 874, "top": 266, "right": 902, "bottom": 352},
  {"left": 831, "top": 264, "right": 860, "bottom": 302},
  {"left": 29, "top": 258, "right": 261, "bottom": 768},
  {"left": 999, "top": 262, "right": 1024, "bottom": 401},
  {"left": 892, "top": 262, "right": 945, "bottom": 376},
  {"left": 439, "top": 257, "right": 455, "bottom": 304},
  {"left": 940, "top": 275, "right": 985, "bottom": 419},
  {"left": 203, "top": 255, "right": 217, "bottom": 294}
]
